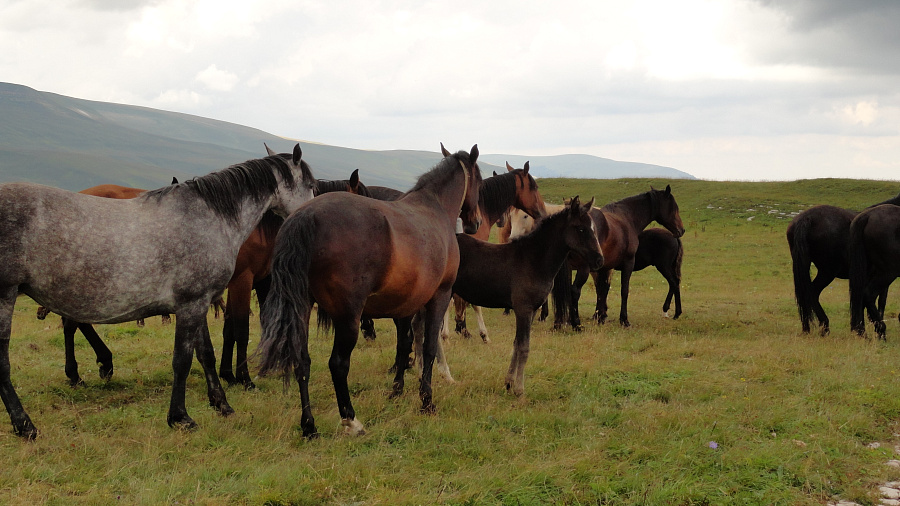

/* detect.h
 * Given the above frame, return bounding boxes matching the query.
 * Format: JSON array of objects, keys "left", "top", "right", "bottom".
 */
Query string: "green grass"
[{"left": 3, "top": 177, "right": 900, "bottom": 505}]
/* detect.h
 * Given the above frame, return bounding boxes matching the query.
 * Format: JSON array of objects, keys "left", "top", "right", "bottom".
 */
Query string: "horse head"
[
  {"left": 445, "top": 144, "right": 483, "bottom": 234},
  {"left": 565, "top": 196, "right": 604, "bottom": 271},
  {"left": 509, "top": 161, "right": 547, "bottom": 220},
  {"left": 270, "top": 143, "right": 317, "bottom": 217},
  {"left": 651, "top": 185, "right": 685, "bottom": 238}
]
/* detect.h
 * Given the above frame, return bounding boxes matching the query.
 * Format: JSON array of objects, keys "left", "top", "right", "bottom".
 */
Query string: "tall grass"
[{"left": 2, "top": 178, "right": 900, "bottom": 505}]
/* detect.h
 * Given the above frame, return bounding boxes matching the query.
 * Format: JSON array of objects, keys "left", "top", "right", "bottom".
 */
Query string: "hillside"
[{"left": 0, "top": 82, "right": 695, "bottom": 191}]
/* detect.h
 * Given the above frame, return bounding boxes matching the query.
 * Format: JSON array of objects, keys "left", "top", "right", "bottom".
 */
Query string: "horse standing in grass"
[
  {"left": 0, "top": 144, "right": 316, "bottom": 438},
  {"left": 633, "top": 228, "right": 684, "bottom": 320},
  {"left": 553, "top": 186, "right": 685, "bottom": 330},
  {"left": 418, "top": 197, "right": 603, "bottom": 394},
  {"left": 849, "top": 204, "right": 900, "bottom": 339},
  {"left": 257, "top": 145, "right": 482, "bottom": 438},
  {"left": 787, "top": 192, "right": 900, "bottom": 335},
  {"left": 450, "top": 158, "right": 547, "bottom": 343}
]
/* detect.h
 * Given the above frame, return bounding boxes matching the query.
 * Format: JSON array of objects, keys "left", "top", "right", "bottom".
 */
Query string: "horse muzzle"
[{"left": 462, "top": 218, "right": 482, "bottom": 235}]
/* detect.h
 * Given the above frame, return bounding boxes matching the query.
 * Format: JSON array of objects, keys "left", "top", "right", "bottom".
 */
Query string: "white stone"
[
  {"left": 880, "top": 499, "right": 900, "bottom": 506},
  {"left": 881, "top": 487, "right": 900, "bottom": 499},
  {"left": 887, "top": 460, "right": 900, "bottom": 468},
  {"left": 869, "top": 442, "right": 883, "bottom": 449}
]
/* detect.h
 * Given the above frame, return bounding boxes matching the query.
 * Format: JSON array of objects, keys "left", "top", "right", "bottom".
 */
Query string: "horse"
[
  {"left": 633, "top": 228, "right": 684, "bottom": 320},
  {"left": 416, "top": 197, "right": 603, "bottom": 395},
  {"left": 449, "top": 158, "right": 547, "bottom": 343},
  {"left": 34, "top": 181, "right": 180, "bottom": 387},
  {"left": 218, "top": 159, "right": 371, "bottom": 390},
  {"left": 553, "top": 186, "right": 685, "bottom": 330},
  {"left": 849, "top": 204, "right": 900, "bottom": 339},
  {"left": 0, "top": 144, "right": 316, "bottom": 438},
  {"left": 256, "top": 145, "right": 482, "bottom": 438},
  {"left": 786, "top": 192, "right": 900, "bottom": 335}
]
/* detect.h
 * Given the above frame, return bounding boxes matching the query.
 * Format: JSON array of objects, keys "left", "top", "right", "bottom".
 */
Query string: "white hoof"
[
  {"left": 662, "top": 311, "right": 670, "bottom": 319},
  {"left": 341, "top": 418, "right": 366, "bottom": 436}
]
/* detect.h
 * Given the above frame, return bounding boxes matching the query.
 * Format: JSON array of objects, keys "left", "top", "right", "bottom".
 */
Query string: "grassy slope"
[{"left": 2, "top": 178, "right": 900, "bottom": 505}]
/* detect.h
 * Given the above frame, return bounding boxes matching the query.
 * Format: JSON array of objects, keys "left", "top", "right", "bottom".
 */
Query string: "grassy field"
[{"left": 3, "top": 177, "right": 900, "bottom": 505}]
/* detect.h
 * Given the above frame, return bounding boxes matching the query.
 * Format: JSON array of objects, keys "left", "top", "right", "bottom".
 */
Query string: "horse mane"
[
  {"left": 143, "top": 155, "right": 313, "bottom": 223},
  {"left": 479, "top": 172, "right": 520, "bottom": 219},
  {"left": 601, "top": 191, "right": 651, "bottom": 214},
  {"left": 869, "top": 191, "right": 900, "bottom": 209},
  {"left": 509, "top": 206, "right": 567, "bottom": 244},
  {"left": 316, "top": 179, "right": 372, "bottom": 198},
  {"left": 407, "top": 150, "right": 480, "bottom": 194}
]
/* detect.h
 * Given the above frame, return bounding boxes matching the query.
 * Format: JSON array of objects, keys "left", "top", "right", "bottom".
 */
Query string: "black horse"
[
  {"left": 849, "top": 204, "right": 900, "bottom": 339},
  {"left": 633, "top": 228, "right": 684, "bottom": 320},
  {"left": 786, "top": 191, "right": 900, "bottom": 335}
]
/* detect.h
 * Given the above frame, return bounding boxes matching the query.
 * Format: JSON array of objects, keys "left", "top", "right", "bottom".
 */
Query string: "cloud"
[{"left": 195, "top": 64, "right": 239, "bottom": 92}]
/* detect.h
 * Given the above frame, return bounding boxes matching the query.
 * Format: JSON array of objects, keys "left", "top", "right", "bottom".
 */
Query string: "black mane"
[
  {"left": 479, "top": 172, "right": 520, "bottom": 219},
  {"left": 316, "top": 179, "right": 372, "bottom": 198},
  {"left": 408, "top": 150, "right": 481, "bottom": 194},
  {"left": 143, "top": 155, "right": 313, "bottom": 223}
]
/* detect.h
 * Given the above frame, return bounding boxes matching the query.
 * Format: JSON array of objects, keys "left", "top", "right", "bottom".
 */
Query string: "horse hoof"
[
  {"left": 220, "top": 372, "right": 238, "bottom": 386},
  {"left": 341, "top": 418, "right": 367, "bottom": 436},
  {"left": 480, "top": 333, "right": 490, "bottom": 344},
  {"left": 242, "top": 380, "right": 257, "bottom": 391},
  {"left": 420, "top": 402, "right": 436, "bottom": 415},
  {"left": 13, "top": 418, "right": 38, "bottom": 440},
  {"left": 621, "top": 320, "right": 631, "bottom": 328},
  {"left": 217, "top": 403, "right": 235, "bottom": 417},
  {"left": 99, "top": 363, "right": 113, "bottom": 381},
  {"left": 167, "top": 414, "right": 198, "bottom": 431},
  {"left": 68, "top": 377, "right": 85, "bottom": 388},
  {"left": 573, "top": 325, "right": 584, "bottom": 332}
]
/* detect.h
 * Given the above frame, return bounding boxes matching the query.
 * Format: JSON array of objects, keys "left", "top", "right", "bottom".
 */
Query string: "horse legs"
[
  {"left": 168, "top": 301, "right": 233, "bottom": 429},
  {"left": 413, "top": 311, "right": 454, "bottom": 383},
  {"left": 0, "top": 287, "right": 36, "bottom": 439},
  {"left": 63, "top": 319, "right": 113, "bottom": 385},
  {"left": 329, "top": 316, "right": 366, "bottom": 435},
  {"left": 865, "top": 277, "right": 894, "bottom": 340},
  {"left": 291, "top": 302, "right": 317, "bottom": 439},
  {"left": 807, "top": 272, "right": 835, "bottom": 335},
  {"left": 221, "top": 272, "right": 254, "bottom": 389},
  {"left": 505, "top": 308, "right": 534, "bottom": 396},
  {"left": 590, "top": 269, "right": 611, "bottom": 325},
  {"left": 452, "top": 294, "right": 471, "bottom": 339},
  {"left": 471, "top": 305, "right": 489, "bottom": 343},
  {"left": 389, "top": 316, "right": 413, "bottom": 399},
  {"left": 617, "top": 263, "right": 635, "bottom": 327},
  {"left": 420, "top": 288, "right": 453, "bottom": 414},
  {"left": 569, "top": 267, "right": 590, "bottom": 330},
  {"left": 538, "top": 300, "right": 549, "bottom": 322}
]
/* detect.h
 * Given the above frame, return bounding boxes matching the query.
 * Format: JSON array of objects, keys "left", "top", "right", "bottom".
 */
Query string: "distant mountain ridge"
[
  {"left": 480, "top": 154, "right": 694, "bottom": 180},
  {"left": 0, "top": 82, "right": 694, "bottom": 191}
]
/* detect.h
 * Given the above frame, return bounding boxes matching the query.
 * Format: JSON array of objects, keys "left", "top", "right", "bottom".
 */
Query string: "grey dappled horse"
[{"left": 0, "top": 144, "right": 316, "bottom": 439}]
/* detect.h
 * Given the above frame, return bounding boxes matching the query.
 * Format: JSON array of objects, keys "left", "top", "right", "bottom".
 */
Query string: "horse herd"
[{"left": 0, "top": 142, "right": 693, "bottom": 440}]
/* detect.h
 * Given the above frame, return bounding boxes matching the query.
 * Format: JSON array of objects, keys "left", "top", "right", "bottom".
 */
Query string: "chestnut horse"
[
  {"left": 257, "top": 145, "right": 482, "bottom": 438},
  {"left": 787, "top": 191, "right": 900, "bottom": 335},
  {"left": 553, "top": 186, "right": 685, "bottom": 330}
]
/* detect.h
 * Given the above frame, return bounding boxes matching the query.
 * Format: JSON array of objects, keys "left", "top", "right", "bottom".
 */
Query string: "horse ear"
[
  {"left": 469, "top": 144, "right": 479, "bottom": 164},
  {"left": 264, "top": 142, "right": 277, "bottom": 156},
  {"left": 506, "top": 162, "right": 514, "bottom": 172},
  {"left": 568, "top": 195, "right": 581, "bottom": 213},
  {"left": 583, "top": 197, "right": 595, "bottom": 211},
  {"left": 665, "top": 184, "right": 672, "bottom": 195},
  {"left": 523, "top": 161, "right": 530, "bottom": 175},
  {"left": 292, "top": 144, "right": 302, "bottom": 165},
  {"left": 493, "top": 170, "right": 498, "bottom": 177},
  {"left": 349, "top": 169, "right": 359, "bottom": 189},
  {"left": 171, "top": 177, "right": 179, "bottom": 185},
  {"left": 440, "top": 143, "right": 451, "bottom": 157}
]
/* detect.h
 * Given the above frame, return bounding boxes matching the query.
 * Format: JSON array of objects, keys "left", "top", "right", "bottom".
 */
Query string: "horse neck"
[
  {"left": 515, "top": 213, "right": 572, "bottom": 276},
  {"left": 603, "top": 193, "right": 655, "bottom": 231},
  {"left": 478, "top": 173, "right": 516, "bottom": 225},
  {"left": 408, "top": 161, "right": 469, "bottom": 224}
]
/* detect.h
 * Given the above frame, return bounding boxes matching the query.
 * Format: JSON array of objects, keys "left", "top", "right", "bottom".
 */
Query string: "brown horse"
[
  {"left": 553, "top": 186, "right": 685, "bottom": 329},
  {"left": 450, "top": 158, "right": 547, "bottom": 342},
  {"left": 256, "top": 145, "right": 482, "bottom": 438},
  {"left": 219, "top": 158, "right": 371, "bottom": 389}
]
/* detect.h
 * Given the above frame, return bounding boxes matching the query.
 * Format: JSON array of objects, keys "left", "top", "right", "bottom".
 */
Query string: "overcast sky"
[{"left": 2, "top": 0, "right": 899, "bottom": 181}]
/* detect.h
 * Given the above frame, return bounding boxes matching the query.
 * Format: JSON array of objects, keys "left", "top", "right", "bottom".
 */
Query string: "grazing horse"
[
  {"left": 218, "top": 160, "right": 370, "bottom": 390},
  {"left": 553, "top": 186, "right": 685, "bottom": 330},
  {"left": 0, "top": 144, "right": 316, "bottom": 439},
  {"left": 450, "top": 158, "right": 547, "bottom": 342},
  {"left": 417, "top": 197, "right": 603, "bottom": 394},
  {"left": 787, "top": 192, "right": 900, "bottom": 335},
  {"left": 633, "top": 228, "right": 684, "bottom": 320},
  {"left": 256, "top": 145, "right": 482, "bottom": 438},
  {"left": 849, "top": 204, "right": 900, "bottom": 339}
]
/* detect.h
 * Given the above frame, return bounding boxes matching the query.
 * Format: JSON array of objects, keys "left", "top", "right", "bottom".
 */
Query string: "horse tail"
[
  {"left": 551, "top": 262, "right": 572, "bottom": 327},
  {"left": 257, "top": 213, "right": 316, "bottom": 384},
  {"left": 787, "top": 217, "right": 815, "bottom": 331},
  {"left": 673, "top": 237, "right": 683, "bottom": 282},
  {"left": 849, "top": 212, "right": 870, "bottom": 334}
]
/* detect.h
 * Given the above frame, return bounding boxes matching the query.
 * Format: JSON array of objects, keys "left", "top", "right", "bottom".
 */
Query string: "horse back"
[
  {"left": 633, "top": 228, "right": 679, "bottom": 272},
  {"left": 854, "top": 205, "right": 900, "bottom": 274},
  {"left": 787, "top": 205, "right": 857, "bottom": 278}
]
